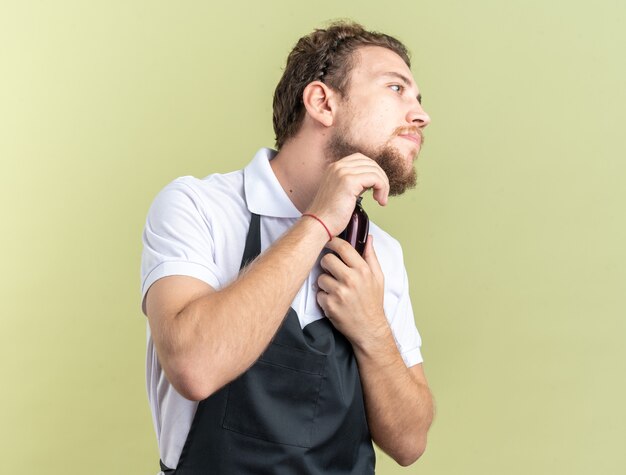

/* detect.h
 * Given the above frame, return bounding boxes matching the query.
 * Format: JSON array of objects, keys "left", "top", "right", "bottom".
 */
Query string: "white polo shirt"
[{"left": 140, "top": 148, "right": 423, "bottom": 470}]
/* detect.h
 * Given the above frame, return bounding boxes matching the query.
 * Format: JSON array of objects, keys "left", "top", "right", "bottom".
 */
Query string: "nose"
[{"left": 407, "top": 100, "right": 431, "bottom": 128}]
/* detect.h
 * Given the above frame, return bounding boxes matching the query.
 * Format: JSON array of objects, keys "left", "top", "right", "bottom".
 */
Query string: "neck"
[{"left": 270, "top": 137, "right": 328, "bottom": 213}]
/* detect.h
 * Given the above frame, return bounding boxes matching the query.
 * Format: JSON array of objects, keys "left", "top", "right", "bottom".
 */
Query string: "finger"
[
  {"left": 335, "top": 153, "right": 379, "bottom": 167},
  {"left": 371, "top": 186, "right": 389, "bottom": 207},
  {"left": 363, "top": 235, "right": 384, "bottom": 282},
  {"left": 316, "top": 290, "right": 331, "bottom": 317},
  {"left": 335, "top": 166, "right": 389, "bottom": 194},
  {"left": 336, "top": 165, "right": 388, "bottom": 205},
  {"left": 361, "top": 183, "right": 389, "bottom": 208},
  {"left": 319, "top": 248, "right": 350, "bottom": 281},
  {"left": 324, "top": 238, "right": 364, "bottom": 269},
  {"left": 317, "top": 272, "right": 339, "bottom": 294},
  {"left": 336, "top": 156, "right": 389, "bottom": 193},
  {"left": 330, "top": 159, "right": 390, "bottom": 203}
]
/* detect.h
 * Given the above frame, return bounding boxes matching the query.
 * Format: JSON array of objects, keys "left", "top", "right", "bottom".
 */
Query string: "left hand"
[{"left": 317, "top": 235, "right": 388, "bottom": 347}]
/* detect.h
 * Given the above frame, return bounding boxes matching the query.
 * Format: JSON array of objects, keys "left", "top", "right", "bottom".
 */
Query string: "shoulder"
[
  {"left": 148, "top": 170, "right": 246, "bottom": 223},
  {"left": 156, "top": 170, "right": 244, "bottom": 207},
  {"left": 369, "top": 221, "right": 408, "bottom": 296},
  {"left": 369, "top": 221, "right": 404, "bottom": 263}
]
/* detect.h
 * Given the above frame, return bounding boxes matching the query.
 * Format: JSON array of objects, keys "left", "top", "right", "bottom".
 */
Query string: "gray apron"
[{"left": 160, "top": 213, "right": 375, "bottom": 474}]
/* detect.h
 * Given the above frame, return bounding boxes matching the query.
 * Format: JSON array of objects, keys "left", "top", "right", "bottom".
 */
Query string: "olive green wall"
[{"left": 2, "top": 1, "right": 624, "bottom": 473}]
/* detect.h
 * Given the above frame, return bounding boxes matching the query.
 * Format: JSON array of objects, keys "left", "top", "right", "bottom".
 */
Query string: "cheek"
[
  {"left": 345, "top": 101, "right": 396, "bottom": 144},
  {"left": 368, "top": 103, "right": 396, "bottom": 130}
]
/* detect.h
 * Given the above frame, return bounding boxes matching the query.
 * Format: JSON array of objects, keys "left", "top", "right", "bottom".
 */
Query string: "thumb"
[{"left": 363, "top": 235, "right": 383, "bottom": 280}]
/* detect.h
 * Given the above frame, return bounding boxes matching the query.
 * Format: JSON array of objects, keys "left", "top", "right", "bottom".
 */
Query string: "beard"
[{"left": 325, "top": 129, "right": 418, "bottom": 196}]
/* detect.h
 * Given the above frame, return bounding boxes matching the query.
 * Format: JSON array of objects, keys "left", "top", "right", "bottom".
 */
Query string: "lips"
[
  {"left": 398, "top": 134, "right": 421, "bottom": 146},
  {"left": 393, "top": 126, "right": 423, "bottom": 147}
]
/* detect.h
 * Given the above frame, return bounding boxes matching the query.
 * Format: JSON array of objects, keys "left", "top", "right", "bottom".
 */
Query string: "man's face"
[{"left": 325, "top": 46, "right": 431, "bottom": 196}]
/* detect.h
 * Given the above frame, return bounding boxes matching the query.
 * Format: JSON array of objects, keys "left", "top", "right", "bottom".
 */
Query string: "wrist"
[
  {"left": 351, "top": 321, "right": 396, "bottom": 361},
  {"left": 295, "top": 214, "right": 333, "bottom": 247},
  {"left": 301, "top": 213, "right": 333, "bottom": 241}
]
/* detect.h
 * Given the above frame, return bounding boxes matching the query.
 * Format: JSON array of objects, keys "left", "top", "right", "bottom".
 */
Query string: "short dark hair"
[{"left": 272, "top": 21, "right": 411, "bottom": 149}]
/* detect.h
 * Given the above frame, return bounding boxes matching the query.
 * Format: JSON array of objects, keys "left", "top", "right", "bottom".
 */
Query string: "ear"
[{"left": 302, "top": 81, "right": 338, "bottom": 128}]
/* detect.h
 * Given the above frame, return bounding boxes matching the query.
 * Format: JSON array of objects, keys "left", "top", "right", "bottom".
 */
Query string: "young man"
[{"left": 141, "top": 21, "right": 433, "bottom": 474}]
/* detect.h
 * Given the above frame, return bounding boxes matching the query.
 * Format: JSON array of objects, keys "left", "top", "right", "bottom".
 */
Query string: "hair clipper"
[{"left": 338, "top": 196, "right": 369, "bottom": 256}]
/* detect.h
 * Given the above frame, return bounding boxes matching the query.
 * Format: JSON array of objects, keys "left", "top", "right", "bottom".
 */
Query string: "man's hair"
[{"left": 272, "top": 21, "right": 411, "bottom": 150}]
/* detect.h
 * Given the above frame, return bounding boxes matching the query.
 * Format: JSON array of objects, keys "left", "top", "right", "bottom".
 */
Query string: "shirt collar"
[{"left": 243, "top": 148, "right": 302, "bottom": 218}]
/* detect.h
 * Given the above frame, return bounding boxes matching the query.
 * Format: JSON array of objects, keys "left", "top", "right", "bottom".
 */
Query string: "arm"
[
  {"left": 354, "top": 337, "right": 434, "bottom": 465},
  {"left": 145, "top": 218, "right": 329, "bottom": 401},
  {"left": 317, "top": 237, "right": 434, "bottom": 465},
  {"left": 144, "top": 154, "right": 390, "bottom": 401}
]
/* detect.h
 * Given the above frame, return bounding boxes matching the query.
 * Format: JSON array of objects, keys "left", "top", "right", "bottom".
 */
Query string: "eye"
[{"left": 389, "top": 84, "right": 404, "bottom": 93}]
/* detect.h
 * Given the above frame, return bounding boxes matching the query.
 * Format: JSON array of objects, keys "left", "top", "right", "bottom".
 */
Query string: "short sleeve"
[
  {"left": 388, "top": 267, "right": 424, "bottom": 368},
  {"left": 140, "top": 178, "right": 222, "bottom": 312}
]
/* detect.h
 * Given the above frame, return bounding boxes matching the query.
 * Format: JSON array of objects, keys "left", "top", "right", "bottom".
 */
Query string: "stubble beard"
[{"left": 325, "top": 128, "right": 418, "bottom": 197}]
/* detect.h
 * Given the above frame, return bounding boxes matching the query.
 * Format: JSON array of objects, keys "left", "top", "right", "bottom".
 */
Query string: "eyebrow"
[{"left": 381, "top": 71, "right": 422, "bottom": 104}]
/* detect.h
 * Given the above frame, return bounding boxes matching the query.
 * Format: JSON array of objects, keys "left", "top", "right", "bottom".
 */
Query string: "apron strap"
[
  {"left": 239, "top": 213, "right": 261, "bottom": 269},
  {"left": 159, "top": 459, "right": 174, "bottom": 473}
]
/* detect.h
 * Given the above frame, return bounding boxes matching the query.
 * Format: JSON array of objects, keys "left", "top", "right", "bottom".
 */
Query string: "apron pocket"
[{"left": 222, "top": 342, "right": 326, "bottom": 448}]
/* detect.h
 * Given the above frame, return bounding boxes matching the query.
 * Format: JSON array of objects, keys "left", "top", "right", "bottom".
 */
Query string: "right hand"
[{"left": 305, "top": 153, "right": 390, "bottom": 236}]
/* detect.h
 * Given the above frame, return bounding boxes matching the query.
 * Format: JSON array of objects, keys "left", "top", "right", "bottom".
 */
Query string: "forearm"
[
  {"left": 353, "top": 326, "right": 434, "bottom": 466},
  {"left": 158, "top": 216, "right": 328, "bottom": 400}
]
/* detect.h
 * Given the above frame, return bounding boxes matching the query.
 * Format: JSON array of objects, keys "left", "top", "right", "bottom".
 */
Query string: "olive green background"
[{"left": 1, "top": 1, "right": 624, "bottom": 473}]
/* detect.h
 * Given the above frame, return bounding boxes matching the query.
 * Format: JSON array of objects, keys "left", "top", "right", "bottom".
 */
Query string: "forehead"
[{"left": 349, "top": 46, "right": 416, "bottom": 87}]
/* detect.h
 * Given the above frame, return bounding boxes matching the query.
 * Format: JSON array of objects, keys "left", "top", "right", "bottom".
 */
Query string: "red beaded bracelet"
[{"left": 302, "top": 213, "right": 332, "bottom": 241}]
